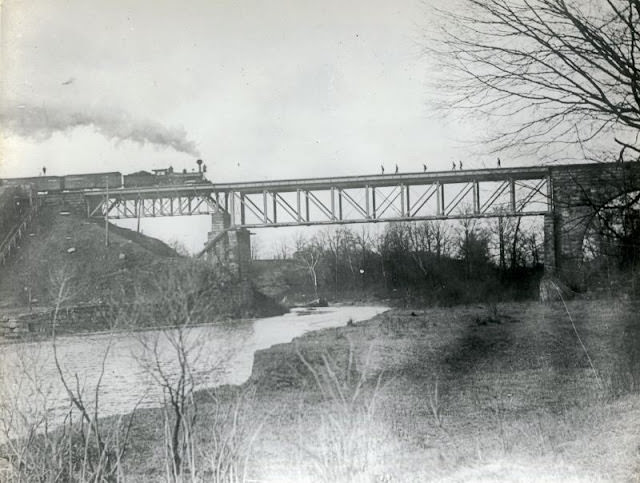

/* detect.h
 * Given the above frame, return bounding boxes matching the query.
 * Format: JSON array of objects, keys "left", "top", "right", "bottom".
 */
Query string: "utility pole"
[{"left": 104, "top": 176, "right": 109, "bottom": 247}]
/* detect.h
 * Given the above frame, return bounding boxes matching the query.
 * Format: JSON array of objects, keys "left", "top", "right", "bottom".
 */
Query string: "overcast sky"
[
  {"left": 0, "top": 0, "right": 511, "bottom": 252},
  {"left": 0, "top": 0, "right": 501, "bottom": 179}
]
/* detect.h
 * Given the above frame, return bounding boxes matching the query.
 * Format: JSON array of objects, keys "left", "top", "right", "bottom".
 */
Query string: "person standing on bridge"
[
  {"left": 452, "top": 161, "right": 456, "bottom": 170},
  {"left": 497, "top": 158, "right": 501, "bottom": 168},
  {"left": 395, "top": 164, "right": 399, "bottom": 174},
  {"left": 423, "top": 163, "right": 427, "bottom": 172},
  {"left": 381, "top": 165, "right": 385, "bottom": 175},
  {"left": 459, "top": 161, "right": 463, "bottom": 170}
]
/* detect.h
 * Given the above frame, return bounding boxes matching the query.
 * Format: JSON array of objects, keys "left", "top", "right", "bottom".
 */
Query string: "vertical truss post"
[
  {"left": 224, "top": 192, "right": 229, "bottom": 213},
  {"left": 509, "top": 178, "right": 516, "bottom": 212},
  {"left": 405, "top": 185, "right": 410, "bottom": 218},
  {"left": 263, "top": 191, "right": 268, "bottom": 223},
  {"left": 436, "top": 182, "right": 444, "bottom": 216},
  {"left": 546, "top": 175, "right": 552, "bottom": 212},
  {"left": 240, "top": 194, "right": 246, "bottom": 225},
  {"left": 338, "top": 188, "right": 343, "bottom": 220},
  {"left": 331, "top": 187, "right": 336, "bottom": 220},
  {"left": 365, "top": 185, "right": 370, "bottom": 218},
  {"left": 272, "top": 192, "right": 277, "bottom": 224},
  {"left": 305, "top": 190, "right": 310, "bottom": 222},
  {"left": 400, "top": 184, "right": 406, "bottom": 217},
  {"left": 372, "top": 187, "right": 377, "bottom": 219},
  {"left": 229, "top": 191, "right": 236, "bottom": 226},
  {"left": 473, "top": 181, "right": 480, "bottom": 214},
  {"left": 296, "top": 189, "right": 302, "bottom": 222}
]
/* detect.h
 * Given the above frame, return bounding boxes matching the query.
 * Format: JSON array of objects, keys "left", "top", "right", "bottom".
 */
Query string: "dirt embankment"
[
  {"left": 123, "top": 300, "right": 640, "bottom": 482},
  {"left": 0, "top": 205, "right": 180, "bottom": 308},
  {"left": 0, "top": 207, "right": 285, "bottom": 336}
]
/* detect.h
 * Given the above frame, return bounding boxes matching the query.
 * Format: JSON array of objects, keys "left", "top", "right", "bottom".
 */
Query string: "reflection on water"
[{"left": 0, "top": 306, "right": 386, "bottom": 436}]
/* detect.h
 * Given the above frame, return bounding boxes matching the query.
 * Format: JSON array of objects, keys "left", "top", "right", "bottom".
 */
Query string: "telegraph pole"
[{"left": 104, "top": 176, "right": 109, "bottom": 247}]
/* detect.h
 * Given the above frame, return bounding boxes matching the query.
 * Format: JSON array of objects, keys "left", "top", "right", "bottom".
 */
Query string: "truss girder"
[
  {"left": 84, "top": 169, "right": 549, "bottom": 225},
  {"left": 88, "top": 192, "right": 219, "bottom": 219}
]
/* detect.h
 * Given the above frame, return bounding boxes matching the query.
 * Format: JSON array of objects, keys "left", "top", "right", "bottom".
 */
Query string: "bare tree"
[
  {"left": 456, "top": 211, "right": 491, "bottom": 279},
  {"left": 490, "top": 212, "right": 526, "bottom": 271},
  {"left": 294, "top": 235, "right": 323, "bottom": 299},
  {"left": 0, "top": 268, "right": 136, "bottom": 482},
  {"left": 273, "top": 238, "right": 292, "bottom": 260},
  {"left": 133, "top": 262, "right": 223, "bottom": 479},
  {"left": 433, "top": 0, "right": 640, "bottom": 161}
]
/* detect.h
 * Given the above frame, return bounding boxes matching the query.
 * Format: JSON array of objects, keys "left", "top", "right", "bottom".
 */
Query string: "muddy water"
[{"left": 0, "top": 306, "right": 387, "bottom": 436}]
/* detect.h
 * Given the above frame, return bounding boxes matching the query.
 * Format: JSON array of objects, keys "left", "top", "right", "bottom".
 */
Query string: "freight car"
[
  {"left": 122, "top": 171, "right": 157, "bottom": 188},
  {"left": 3, "top": 176, "right": 65, "bottom": 192},
  {"left": 1, "top": 167, "right": 207, "bottom": 192},
  {"left": 1, "top": 172, "right": 123, "bottom": 192},
  {"left": 63, "top": 172, "right": 122, "bottom": 190}
]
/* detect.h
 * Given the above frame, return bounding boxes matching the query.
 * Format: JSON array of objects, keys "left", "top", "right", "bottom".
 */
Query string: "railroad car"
[
  {"left": 3, "top": 176, "right": 64, "bottom": 192},
  {"left": 63, "top": 172, "right": 122, "bottom": 190},
  {"left": 123, "top": 171, "right": 157, "bottom": 188}
]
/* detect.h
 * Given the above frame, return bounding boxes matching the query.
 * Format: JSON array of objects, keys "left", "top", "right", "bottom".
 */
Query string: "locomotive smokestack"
[{"left": 196, "top": 159, "right": 203, "bottom": 173}]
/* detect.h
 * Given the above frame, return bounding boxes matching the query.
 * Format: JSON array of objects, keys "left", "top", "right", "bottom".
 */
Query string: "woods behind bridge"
[{"left": 255, "top": 211, "right": 639, "bottom": 307}]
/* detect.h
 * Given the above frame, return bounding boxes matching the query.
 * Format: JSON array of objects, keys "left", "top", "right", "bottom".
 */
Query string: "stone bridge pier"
[
  {"left": 202, "top": 211, "right": 252, "bottom": 278},
  {"left": 545, "top": 163, "right": 640, "bottom": 285}
]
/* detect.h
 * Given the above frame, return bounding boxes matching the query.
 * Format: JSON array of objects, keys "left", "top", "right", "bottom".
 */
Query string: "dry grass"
[
  {"left": 237, "top": 299, "right": 640, "bottom": 481},
  {"left": 8, "top": 298, "right": 639, "bottom": 481}
]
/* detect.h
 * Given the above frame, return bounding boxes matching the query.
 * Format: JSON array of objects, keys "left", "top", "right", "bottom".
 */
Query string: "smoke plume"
[{"left": 1, "top": 103, "right": 200, "bottom": 156}]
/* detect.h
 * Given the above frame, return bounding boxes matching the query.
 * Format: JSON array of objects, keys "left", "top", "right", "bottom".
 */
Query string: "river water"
[{"left": 0, "top": 306, "right": 386, "bottom": 437}]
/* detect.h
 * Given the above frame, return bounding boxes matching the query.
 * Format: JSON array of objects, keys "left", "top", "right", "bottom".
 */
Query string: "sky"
[{"left": 0, "top": 0, "right": 512, "bottom": 253}]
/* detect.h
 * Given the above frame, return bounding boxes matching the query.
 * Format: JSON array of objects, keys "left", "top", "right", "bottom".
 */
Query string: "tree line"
[{"left": 275, "top": 214, "right": 543, "bottom": 305}]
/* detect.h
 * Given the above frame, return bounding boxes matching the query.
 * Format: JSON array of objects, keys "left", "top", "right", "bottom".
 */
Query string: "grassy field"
[{"left": 114, "top": 298, "right": 640, "bottom": 482}]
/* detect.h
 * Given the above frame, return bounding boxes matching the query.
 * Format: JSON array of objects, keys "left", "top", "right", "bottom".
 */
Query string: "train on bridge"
[{"left": 1, "top": 168, "right": 208, "bottom": 192}]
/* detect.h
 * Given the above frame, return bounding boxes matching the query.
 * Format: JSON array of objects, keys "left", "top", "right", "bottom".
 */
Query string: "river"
[{"left": 0, "top": 305, "right": 387, "bottom": 438}]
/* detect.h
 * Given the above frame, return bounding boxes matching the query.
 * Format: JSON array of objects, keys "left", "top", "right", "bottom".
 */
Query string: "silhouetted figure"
[
  {"left": 423, "top": 164, "right": 427, "bottom": 172},
  {"left": 381, "top": 165, "right": 385, "bottom": 175},
  {"left": 42, "top": 166, "right": 47, "bottom": 176},
  {"left": 497, "top": 158, "right": 501, "bottom": 168},
  {"left": 459, "top": 161, "right": 463, "bottom": 170},
  {"left": 395, "top": 164, "right": 399, "bottom": 174},
  {"left": 452, "top": 161, "right": 456, "bottom": 170}
]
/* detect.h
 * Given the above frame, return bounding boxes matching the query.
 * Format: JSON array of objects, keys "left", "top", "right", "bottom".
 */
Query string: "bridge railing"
[{"left": 0, "top": 197, "right": 41, "bottom": 266}]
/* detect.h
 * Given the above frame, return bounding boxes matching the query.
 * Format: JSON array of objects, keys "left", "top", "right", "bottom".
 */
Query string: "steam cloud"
[{"left": 1, "top": 103, "right": 200, "bottom": 156}]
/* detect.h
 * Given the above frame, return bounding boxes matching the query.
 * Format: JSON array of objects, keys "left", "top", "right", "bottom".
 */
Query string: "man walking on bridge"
[
  {"left": 381, "top": 165, "right": 385, "bottom": 175},
  {"left": 395, "top": 164, "right": 399, "bottom": 174}
]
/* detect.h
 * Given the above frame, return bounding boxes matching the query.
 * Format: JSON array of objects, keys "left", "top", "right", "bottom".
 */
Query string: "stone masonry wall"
[{"left": 547, "top": 163, "right": 640, "bottom": 283}]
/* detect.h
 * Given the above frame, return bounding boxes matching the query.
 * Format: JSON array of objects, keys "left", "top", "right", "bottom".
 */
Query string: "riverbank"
[{"left": 116, "top": 299, "right": 640, "bottom": 482}]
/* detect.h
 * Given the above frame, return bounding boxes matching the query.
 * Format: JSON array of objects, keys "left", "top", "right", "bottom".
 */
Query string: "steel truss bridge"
[{"left": 83, "top": 166, "right": 551, "bottom": 227}]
